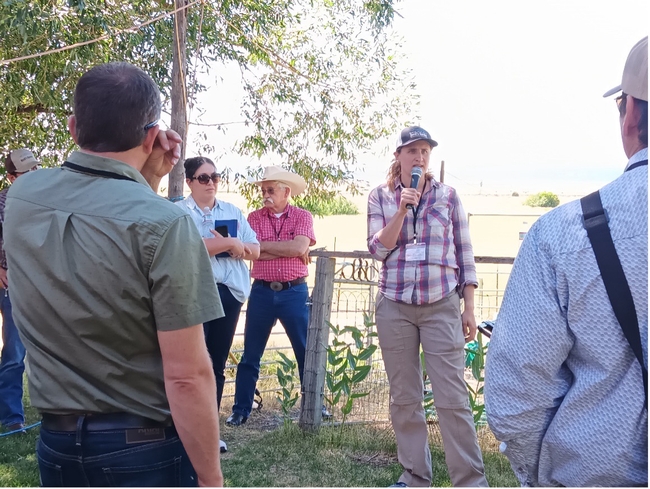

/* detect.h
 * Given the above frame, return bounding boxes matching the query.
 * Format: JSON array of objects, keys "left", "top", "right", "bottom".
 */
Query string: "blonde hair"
[{"left": 386, "top": 153, "right": 435, "bottom": 189}]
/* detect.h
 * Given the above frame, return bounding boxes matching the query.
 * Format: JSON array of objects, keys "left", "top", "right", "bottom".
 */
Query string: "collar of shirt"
[
  {"left": 184, "top": 194, "right": 221, "bottom": 216},
  {"left": 392, "top": 174, "right": 440, "bottom": 192},
  {"left": 66, "top": 150, "right": 151, "bottom": 187},
  {"left": 625, "top": 148, "right": 648, "bottom": 170},
  {"left": 261, "top": 204, "right": 293, "bottom": 218}
]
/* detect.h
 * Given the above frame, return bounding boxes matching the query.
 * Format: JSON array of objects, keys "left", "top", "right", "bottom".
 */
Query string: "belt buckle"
[{"left": 270, "top": 281, "right": 283, "bottom": 291}]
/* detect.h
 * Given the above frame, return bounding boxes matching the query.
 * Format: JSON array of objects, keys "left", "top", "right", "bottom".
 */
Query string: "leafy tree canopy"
[
  {"left": 0, "top": 0, "right": 418, "bottom": 204},
  {"left": 524, "top": 191, "right": 560, "bottom": 208}
]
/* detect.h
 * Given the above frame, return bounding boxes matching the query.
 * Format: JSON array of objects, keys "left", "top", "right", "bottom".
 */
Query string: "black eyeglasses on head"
[{"left": 191, "top": 172, "right": 220, "bottom": 185}]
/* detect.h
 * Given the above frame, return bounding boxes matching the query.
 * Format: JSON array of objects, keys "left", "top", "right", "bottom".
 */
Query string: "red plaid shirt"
[{"left": 248, "top": 205, "right": 316, "bottom": 281}]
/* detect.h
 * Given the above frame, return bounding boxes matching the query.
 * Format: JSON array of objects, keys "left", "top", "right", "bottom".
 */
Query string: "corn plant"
[
  {"left": 464, "top": 327, "right": 489, "bottom": 427},
  {"left": 275, "top": 351, "right": 300, "bottom": 426},
  {"left": 325, "top": 313, "right": 378, "bottom": 428}
]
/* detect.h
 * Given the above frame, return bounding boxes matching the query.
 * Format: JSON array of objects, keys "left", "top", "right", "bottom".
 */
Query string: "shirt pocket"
[{"left": 424, "top": 201, "right": 451, "bottom": 236}]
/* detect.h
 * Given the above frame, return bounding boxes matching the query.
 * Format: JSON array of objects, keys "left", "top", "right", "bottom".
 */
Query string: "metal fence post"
[{"left": 299, "top": 256, "right": 336, "bottom": 431}]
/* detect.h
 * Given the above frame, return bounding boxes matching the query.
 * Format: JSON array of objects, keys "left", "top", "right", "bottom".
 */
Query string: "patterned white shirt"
[{"left": 485, "top": 149, "right": 648, "bottom": 487}]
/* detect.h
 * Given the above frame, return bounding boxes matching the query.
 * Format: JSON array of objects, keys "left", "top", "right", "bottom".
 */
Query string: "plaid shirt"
[
  {"left": 0, "top": 187, "right": 8, "bottom": 270},
  {"left": 367, "top": 177, "right": 477, "bottom": 305},
  {"left": 248, "top": 204, "right": 316, "bottom": 282}
]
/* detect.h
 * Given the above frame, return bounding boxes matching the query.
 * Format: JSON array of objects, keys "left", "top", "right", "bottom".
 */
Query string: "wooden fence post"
[{"left": 299, "top": 256, "right": 336, "bottom": 431}]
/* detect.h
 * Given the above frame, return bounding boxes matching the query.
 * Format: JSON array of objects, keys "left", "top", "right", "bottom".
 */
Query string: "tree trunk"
[{"left": 168, "top": 0, "right": 188, "bottom": 200}]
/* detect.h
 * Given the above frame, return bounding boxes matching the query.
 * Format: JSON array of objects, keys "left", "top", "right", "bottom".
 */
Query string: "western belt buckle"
[{"left": 270, "top": 281, "right": 283, "bottom": 291}]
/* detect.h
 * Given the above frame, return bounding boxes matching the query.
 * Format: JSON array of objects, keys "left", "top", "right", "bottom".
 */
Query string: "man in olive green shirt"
[{"left": 4, "top": 62, "right": 224, "bottom": 487}]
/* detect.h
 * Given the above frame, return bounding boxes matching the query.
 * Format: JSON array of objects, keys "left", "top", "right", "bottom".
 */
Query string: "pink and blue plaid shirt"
[
  {"left": 248, "top": 204, "right": 316, "bottom": 282},
  {"left": 367, "top": 177, "right": 478, "bottom": 305}
]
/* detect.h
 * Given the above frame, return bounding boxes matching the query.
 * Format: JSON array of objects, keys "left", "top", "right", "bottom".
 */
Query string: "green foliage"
[
  {"left": 524, "top": 191, "right": 560, "bottom": 208},
  {"left": 325, "top": 313, "right": 378, "bottom": 428},
  {"left": 464, "top": 331, "right": 489, "bottom": 428},
  {"left": 0, "top": 0, "right": 416, "bottom": 202},
  {"left": 296, "top": 194, "right": 359, "bottom": 217},
  {"left": 275, "top": 351, "right": 300, "bottom": 426},
  {"left": 420, "top": 351, "right": 436, "bottom": 421}
]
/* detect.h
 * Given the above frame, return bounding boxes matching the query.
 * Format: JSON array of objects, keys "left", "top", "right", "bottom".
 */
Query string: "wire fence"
[{"left": 220, "top": 254, "right": 512, "bottom": 451}]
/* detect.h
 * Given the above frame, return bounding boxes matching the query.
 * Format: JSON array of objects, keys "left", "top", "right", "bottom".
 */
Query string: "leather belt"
[
  {"left": 254, "top": 277, "right": 306, "bottom": 291},
  {"left": 41, "top": 412, "right": 171, "bottom": 432}
]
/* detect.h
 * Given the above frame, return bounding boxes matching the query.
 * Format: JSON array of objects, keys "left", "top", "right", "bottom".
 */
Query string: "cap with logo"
[
  {"left": 603, "top": 36, "right": 648, "bottom": 102},
  {"left": 395, "top": 126, "right": 438, "bottom": 152},
  {"left": 4, "top": 149, "right": 39, "bottom": 174}
]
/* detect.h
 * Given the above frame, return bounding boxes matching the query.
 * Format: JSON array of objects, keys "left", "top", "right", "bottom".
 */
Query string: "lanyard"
[
  {"left": 62, "top": 161, "right": 138, "bottom": 183},
  {"left": 625, "top": 159, "right": 648, "bottom": 172},
  {"left": 268, "top": 213, "right": 287, "bottom": 241},
  {"left": 411, "top": 200, "right": 424, "bottom": 243}
]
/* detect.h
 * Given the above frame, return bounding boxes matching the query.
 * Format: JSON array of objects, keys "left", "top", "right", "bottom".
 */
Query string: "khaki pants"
[{"left": 376, "top": 292, "right": 488, "bottom": 487}]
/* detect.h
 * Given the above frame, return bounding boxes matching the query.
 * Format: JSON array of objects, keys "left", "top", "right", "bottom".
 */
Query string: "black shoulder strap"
[{"left": 581, "top": 189, "right": 647, "bottom": 408}]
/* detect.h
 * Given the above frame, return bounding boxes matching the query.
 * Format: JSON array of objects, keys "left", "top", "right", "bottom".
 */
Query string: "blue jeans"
[
  {"left": 232, "top": 281, "right": 309, "bottom": 417},
  {"left": 37, "top": 425, "right": 197, "bottom": 487},
  {"left": 204, "top": 284, "right": 243, "bottom": 410},
  {"left": 0, "top": 289, "right": 25, "bottom": 427}
]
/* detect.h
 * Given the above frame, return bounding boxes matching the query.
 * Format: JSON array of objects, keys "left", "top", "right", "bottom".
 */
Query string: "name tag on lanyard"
[
  {"left": 405, "top": 202, "right": 426, "bottom": 261},
  {"left": 405, "top": 242, "right": 426, "bottom": 261}
]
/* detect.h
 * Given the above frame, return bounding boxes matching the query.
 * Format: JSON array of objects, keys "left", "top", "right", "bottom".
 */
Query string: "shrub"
[
  {"left": 294, "top": 195, "right": 359, "bottom": 216},
  {"left": 524, "top": 191, "right": 560, "bottom": 208}
]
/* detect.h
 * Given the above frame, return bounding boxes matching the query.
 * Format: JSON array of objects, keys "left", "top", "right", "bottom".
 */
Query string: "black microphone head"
[{"left": 410, "top": 167, "right": 423, "bottom": 189}]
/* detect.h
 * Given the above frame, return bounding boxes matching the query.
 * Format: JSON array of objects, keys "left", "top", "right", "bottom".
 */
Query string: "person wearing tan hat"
[
  {"left": 0, "top": 148, "right": 39, "bottom": 434},
  {"left": 485, "top": 37, "right": 648, "bottom": 487},
  {"left": 226, "top": 166, "right": 332, "bottom": 426}
]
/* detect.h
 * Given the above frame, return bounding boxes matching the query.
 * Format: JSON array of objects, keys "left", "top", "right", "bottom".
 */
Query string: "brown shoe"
[{"left": 6, "top": 423, "right": 25, "bottom": 433}]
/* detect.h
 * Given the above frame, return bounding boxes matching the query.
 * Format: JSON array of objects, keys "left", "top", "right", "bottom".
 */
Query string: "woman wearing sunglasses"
[{"left": 176, "top": 156, "right": 260, "bottom": 454}]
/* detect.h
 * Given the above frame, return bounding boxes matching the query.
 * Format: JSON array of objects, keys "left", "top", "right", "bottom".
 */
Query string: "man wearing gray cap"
[
  {"left": 485, "top": 37, "right": 647, "bottom": 487},
  {"left": 0, "top": 149, "right": 39, "bottom": 434}
]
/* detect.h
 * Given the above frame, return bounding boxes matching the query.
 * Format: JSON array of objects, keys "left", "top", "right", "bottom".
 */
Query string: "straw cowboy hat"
[{"left": 252, "top": 166, "right": 307, "bottom": 196}]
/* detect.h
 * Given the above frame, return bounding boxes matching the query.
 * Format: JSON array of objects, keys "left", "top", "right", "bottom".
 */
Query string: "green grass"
[
  {"left": 0, "top": 383, "right": 41, "bottom": 487},
  {"left": 0, "top": 377, "right": 517, "bottom": 487}
]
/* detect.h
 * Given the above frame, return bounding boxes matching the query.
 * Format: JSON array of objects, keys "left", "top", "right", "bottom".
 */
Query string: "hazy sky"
[{"left": 186, "top": 0, "right": 649, "bottom": 196}]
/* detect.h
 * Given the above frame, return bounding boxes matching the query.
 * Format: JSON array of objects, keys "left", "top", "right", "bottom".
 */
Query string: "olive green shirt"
[{"left": 4, "top": 151, "right": 223, "bottom": 422}]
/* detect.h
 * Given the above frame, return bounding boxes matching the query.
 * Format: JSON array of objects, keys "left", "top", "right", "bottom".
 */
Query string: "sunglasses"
[
  {"left": 144, "top": 119, "right": 159, "bottom": 131},
  {"left": 615, "top": 94, "right": 624, "bottom": 108},
  {"left": 191, "top": 172, "right": 221, "bottom": 185},
  {"left": 261, "top": 186, "right": 282, "bottom": 195}
]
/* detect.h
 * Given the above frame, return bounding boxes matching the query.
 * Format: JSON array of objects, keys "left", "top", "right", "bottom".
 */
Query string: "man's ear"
[
  {"left": 6, "top": 174, "right": 17, "bottom": 184},
  {"left": 68, "top": 116, "right": 79, "bottom": 144},
  {"left": 142, "top": 126, "right": 160, "bottom": 155},
  {"left": 623, "top": 96, "right": 642, "bottom": 135}
]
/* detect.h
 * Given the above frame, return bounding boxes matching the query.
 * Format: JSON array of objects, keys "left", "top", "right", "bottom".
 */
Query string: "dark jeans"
[
  {"left": 232, "top": 281, "right": 308, "bottom": 418},
  {"left": 37, "top": 425, "right": 197, "bottom": 487},
  {"left": 204, "top": 283, "right": 243, "bottom": 410},
  {"left": 0, "top": 289, "right": 25, "bottom": 427}
]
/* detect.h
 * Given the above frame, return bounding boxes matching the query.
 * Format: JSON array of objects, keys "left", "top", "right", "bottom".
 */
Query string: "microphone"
[{"left": 406, "top": 167, "right": 423, "bottom": 210}]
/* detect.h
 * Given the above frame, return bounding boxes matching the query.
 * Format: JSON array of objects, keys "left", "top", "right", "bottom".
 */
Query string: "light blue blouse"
[{"left": 176, "top": 195, "right": 259, "bottom": 303}]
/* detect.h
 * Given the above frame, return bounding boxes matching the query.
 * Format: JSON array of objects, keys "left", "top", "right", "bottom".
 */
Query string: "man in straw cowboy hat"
[
  {"left": 227, "top": 166, "right": 330, "bottom": 426},
  {"left": 486, "top": 36, "right": 648, "bottom": 487}
]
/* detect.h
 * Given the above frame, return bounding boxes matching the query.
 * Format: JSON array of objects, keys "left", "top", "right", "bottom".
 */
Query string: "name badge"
[{"left": 405, "top": 242, "right": 426, "bottom": 262}]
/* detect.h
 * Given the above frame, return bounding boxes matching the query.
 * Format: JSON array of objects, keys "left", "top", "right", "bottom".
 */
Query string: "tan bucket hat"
[
  {"left": 252, "top": 166, "right": 307, "bottom": 196},
  {"left": 603, "top": 36, "right": 648, "bottom": 102}
]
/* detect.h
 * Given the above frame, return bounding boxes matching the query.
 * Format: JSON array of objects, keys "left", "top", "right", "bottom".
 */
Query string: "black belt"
[
  {"left": 41, "top": 412, "right": 171, "bottom": 432},
  {"left": 254, "top": 277, "right": 306, "bottom": 291}
]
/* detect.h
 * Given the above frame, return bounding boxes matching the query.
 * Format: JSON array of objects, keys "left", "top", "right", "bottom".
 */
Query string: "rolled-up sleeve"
[
  {"left": 367, "top": 187, "right": 395, "bottom": 261},
  {"left": 450, "top": 190, "right": 478, "bottom": 290},
  {"left": 484, "top": 223, "right": 573, "bottom": 486},
  {"left": 149, "top": 215, "right": 224, "bottom": 331}
]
